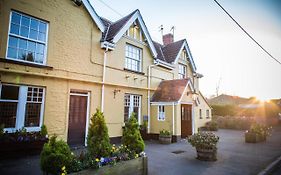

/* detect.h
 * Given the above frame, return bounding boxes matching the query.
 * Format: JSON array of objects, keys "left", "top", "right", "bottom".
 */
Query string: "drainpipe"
[
  {"left": 172, "top": 102, "right": 175, "bottom": 135},
  {"left": 147, "top": 61, "right": 159, "bottom": 133},
  {"left": 101, "top": 45, "right": 109, "bottom": 112}
]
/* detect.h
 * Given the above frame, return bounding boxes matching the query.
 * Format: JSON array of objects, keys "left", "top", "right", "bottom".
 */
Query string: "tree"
[
  {"left": 122, "top": 112, "right": 145, "bottom": 154},
  {"left": 87, "top": 109, "right": 111, "bottom": 159}
]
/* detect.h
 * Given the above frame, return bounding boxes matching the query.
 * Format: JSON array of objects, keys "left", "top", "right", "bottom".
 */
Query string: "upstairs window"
[
  {"left": 178, "top": 64, "right": 186, "bottom": 79},
  {"left": 125, "top": 44, "right": 142, "bottom": 72},
  {"left": 199, "top": 109, "right": 202, "bottom": 119},
  {"left": 206, "top": 109, "right": 210, "bottom": 119},
  {"left": 158, "top": 105, "right": 165, "bottom": 121},
  {"left": 7, "top": 11, "right": 48, "bottom": 65}
]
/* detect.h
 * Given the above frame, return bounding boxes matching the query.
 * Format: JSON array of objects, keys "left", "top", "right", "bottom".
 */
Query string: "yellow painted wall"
[
  {"left": 150, "top": 105, "right": 173, "bottom": 134},
  {"left": 194, "top": 93, "right": 212, "bottom": 132}
]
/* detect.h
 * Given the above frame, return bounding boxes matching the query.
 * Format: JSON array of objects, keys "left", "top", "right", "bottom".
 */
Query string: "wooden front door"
[
  {"left": 181, "top": 104, "right": 192, "bottom": 138},
  {"left": 67, "top": 92, "right": 88, "bottom": 146}
]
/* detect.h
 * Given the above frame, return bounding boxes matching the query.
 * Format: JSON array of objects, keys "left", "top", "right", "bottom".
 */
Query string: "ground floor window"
[
  {"left": 0, "top": 84, "right": 45, "bottom": 132},
  {"left": 124, "top": 94, "right": 141, "bottom": 123},
  {"left": 158, "top": 105, "right": 165, "bottom": 121},
  {"left": 199, "top": 109, "right": 202, "bottom": 119}
]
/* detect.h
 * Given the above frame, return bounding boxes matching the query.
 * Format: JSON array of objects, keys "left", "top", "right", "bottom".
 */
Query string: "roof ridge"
[{"left": 111, "top": 9, "right": 138, "bottom": 24}]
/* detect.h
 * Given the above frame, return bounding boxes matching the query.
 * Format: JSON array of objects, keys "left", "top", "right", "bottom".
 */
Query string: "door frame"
[
  {"left": 180, "top": 104, "right": 194, "bottom": 137},
  {"left": 69, "top": 91, "right": 90, "bottom": 146}
]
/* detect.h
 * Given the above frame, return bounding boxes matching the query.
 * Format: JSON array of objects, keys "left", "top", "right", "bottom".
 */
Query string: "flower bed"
[
  {"left": 0, "top": 125, "right": 48, "bottom": 159},
  {"left": 71, "top": 156, "right": 147, "bottom": 175}
]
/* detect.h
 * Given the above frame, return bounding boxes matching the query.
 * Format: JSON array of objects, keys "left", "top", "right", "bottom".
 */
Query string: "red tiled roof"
[{"left": 151, "top": 79, "right": 190, "bottom": 102}]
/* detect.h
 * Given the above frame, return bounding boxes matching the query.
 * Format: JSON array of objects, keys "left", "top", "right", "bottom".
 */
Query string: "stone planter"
[
  {"left": 245, "top": 132, "right": 266, "bottom": 143},
  {"left": 159, "top": 135, "right": 172, "bottom": 144},
  {"left": 0, "top": 139, "right": 48, "bottom": 159},
  {"left": 71, "top": 156, "right": 148, "bottom": 175},
  {"left": 196, "top": 148, "right": 217, "bottom": 161}
]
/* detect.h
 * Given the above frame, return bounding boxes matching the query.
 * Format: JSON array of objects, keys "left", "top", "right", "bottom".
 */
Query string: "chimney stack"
[{"left": 162, "top": 33, "right": 174, "bottom": 45}]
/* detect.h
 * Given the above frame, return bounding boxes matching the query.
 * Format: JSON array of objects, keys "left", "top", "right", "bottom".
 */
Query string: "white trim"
[
  {"left": 192, "top": 105, "right": 195, "bottom": 134},
  {"left": 154, "top": 59, "right": 174, "bottom": 70},
  {"left": 173, "top": 40, "right": 197, "bottom": 72},
  {"left": 82, "top": 0, "right": 105, "bottom": 32},
  {"left": 172, "top": 102, "right": 175, "bottom": 135},
  {"left": 157, "top": 105, "right": 165, "bottom": 121},
  {"left": 112, "top": 10, "right": 157, "bottom": 58},
  {"left": 101, "top": 41, "right": 115, "bottom": 50},
  {"left": 150, "top": 102, "right": 175, "bottom": 106},
  {"left": 84, "top": 92, "right": 90, "bottom": 146},
  {"left": 178, "top": 80, "right": 194, "bottom": 103},
  {"left": 180, "top": 101, "right": 193, "bottom": 105}
]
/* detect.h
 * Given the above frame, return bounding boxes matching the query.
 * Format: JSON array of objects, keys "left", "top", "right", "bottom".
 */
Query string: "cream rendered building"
[{"left": 0, "top": 0, "right": 211, "bottom": 145}]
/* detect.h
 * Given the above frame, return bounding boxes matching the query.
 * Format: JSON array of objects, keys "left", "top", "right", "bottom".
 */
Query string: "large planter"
[
  {"left": 245, "top": 132, "right": 266, "bottom": 143},
  {"left": 196, "top": 148, "right": 217, "bottom": 161},
  {"left": 159, "top": 135, "right": 172, "bottom": 144},
  {"left": 0, "top": 139, "right": 48, "bottom": 159},
  {"left": 71, "top": 156, "right": 148, "bottom": 175}
]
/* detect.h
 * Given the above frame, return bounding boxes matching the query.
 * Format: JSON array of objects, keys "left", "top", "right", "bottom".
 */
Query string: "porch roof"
[{"left": 151, "top": 79, "right": 192, "bottom": 103}]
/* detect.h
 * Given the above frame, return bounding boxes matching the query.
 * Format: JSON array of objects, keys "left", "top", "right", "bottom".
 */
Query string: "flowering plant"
[
  {"left": 159, "top": 129, "right": 171, "bottom": 136},
  {"left": 248, "top": 123, "right": 272, "bottom": 137},
  {"left": 187, "top": 132, "right": 219, "bottom": 150}
]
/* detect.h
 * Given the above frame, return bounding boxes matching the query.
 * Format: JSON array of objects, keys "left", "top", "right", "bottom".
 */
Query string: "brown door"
[
  {"left": 181, "top": 104, "right": 192, "bottom": 138},
  {"left": 67, "top": 93, "right": 88, "bottom": 146}
]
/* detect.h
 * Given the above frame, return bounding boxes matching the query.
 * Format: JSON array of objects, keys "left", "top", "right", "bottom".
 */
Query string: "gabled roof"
[
  {"left": 82, "top": 0, "right": 105, "bottom": 32},
  {"left": 151, "top": 79, "right": 193, "bottom": 103},
  {"left": 100, "top": 10, "right": 157, "bottom": 58},
  {"left": 153, "top": 39, "right": 197, "bottom": 72}
]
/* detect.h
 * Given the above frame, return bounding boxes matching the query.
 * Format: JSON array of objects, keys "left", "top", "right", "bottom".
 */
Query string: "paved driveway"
[{"left": 145, "top": 126, "right": 281, "bottom": 175}]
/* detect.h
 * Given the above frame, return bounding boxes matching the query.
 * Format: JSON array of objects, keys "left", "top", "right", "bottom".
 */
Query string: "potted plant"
[
  {"left": 159, "top": 129, "right": 172, "bottom": 144},
  {"left": 188, "top": 132, "right": 219, "bottom": 161},
  {"left": 245, "top": 123, "right": 272, "bottom": 143}
]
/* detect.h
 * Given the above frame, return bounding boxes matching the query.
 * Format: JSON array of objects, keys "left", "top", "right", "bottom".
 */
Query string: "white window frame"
[
  {"left": 206, "top": 109, "right": 210, "bottom": 119},
  {"left": 0, "top": 83, "right": 45, "bottom": 133},
  {"left": 178, "top": 64, "right": 186, "bottom": 79},
  {"left": 6, "top": 11, "right": 49, "bottom": 65},
  {"left": 157, "top": 105, "right": 165, "bottom": 121},
  {"left": 124, "top": 94, "right": 141, "bottom": 124},
  {"left": 125, "top": 44, "right": 142, "bottom": 72}
]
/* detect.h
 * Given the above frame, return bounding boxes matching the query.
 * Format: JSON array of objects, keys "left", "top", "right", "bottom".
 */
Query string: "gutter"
[{"left": 101, "top": 45, "right": 109, "bottom": 112}]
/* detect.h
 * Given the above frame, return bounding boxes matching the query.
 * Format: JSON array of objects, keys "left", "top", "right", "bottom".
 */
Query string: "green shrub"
[
  {"left": 206, "top": 121, "right": 218, "bottom": 131},
  {"left": 249, "top": 123, "right": 272, "bottom": 137},
  {"left": 40, "top": 124, "right": 48, "bottom": 138},
  {"left": 40, "top": 135, "right": 74, "bottom": 175},
  {"left": 159, "top": 129, "right": 171, "bottom": 136},
  {"left": 188, "top": 132, "right": 219, "bottom": 150},
  {"left": 122, "top": 112, "right": 145, "bottom": 154},
  {"left": 87, "top": 109, "right": 111, "bottom": 159}
]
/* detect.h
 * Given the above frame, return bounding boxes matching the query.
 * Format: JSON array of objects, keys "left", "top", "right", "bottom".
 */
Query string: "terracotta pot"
[
  {"left": 159, "top": 135, "right": 172, "bottom": 144},
  {"left": 196, "top": 148, "right": 217, "bottom": 161}
]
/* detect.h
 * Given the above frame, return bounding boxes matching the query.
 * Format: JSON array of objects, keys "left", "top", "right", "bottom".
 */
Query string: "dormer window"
[
  {"left": 6, "top": 11, "right": 48, "bottom": 65},
  {"left": 125, "top": 21, "right": 143, "bottom": 42},
  {"left": 178, "top": 64, "right": 186, "bottom": 79},
  {"left": 125, "top": 44, "right": 142, "bottom": 72}
]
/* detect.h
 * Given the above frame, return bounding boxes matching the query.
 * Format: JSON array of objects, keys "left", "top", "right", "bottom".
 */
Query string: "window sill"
[
  {"left": 123, "top": 68, "right": 145, "bottom": 75},
  {"left": 0, "top": 58, "right": 53, "bottom": 69}
]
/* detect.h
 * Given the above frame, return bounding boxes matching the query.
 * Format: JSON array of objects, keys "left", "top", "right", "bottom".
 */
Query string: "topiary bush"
[
  {"left": 40, "top": 135, "right": 74, "bottom": 175},
  {"left": 87, "top": 109, "right": 111, "bottom": 159},
  {"left": 40, "top": 124, "right": 48, "bottom": 138},
  {"left": 122, "top": 112, "right": 145, "bottom": 155}
]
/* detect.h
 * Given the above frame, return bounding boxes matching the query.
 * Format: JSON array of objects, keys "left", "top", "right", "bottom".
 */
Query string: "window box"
[{"left": 71, "top": 156, "right": 148, "bottom": 175}]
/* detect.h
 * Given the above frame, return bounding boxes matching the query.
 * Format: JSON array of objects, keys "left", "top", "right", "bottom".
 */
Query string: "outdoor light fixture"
[{"left": 113, "top": 89, "right": 121, "bottom": 99}]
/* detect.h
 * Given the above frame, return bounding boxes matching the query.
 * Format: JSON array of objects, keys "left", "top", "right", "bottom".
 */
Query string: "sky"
[{"left": 90, "top": 0, "right": 281, "bottom": 101}]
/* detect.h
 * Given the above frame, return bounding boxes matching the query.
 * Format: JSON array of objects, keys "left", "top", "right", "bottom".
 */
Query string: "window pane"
[
  {"left": 30, "top": 29, "right": 38, "bottom": 40},
  {"left": 18, "top": 49, "right": 27, "bottom": 60},
  {"left": 37, "top": 43, "right": 44, "bottom": 54},
  {"left": 10, "top": 23, "right": 20, "bottom": 35},
  {"left": 30, "top": 19, "right": 39, "bottom": 30},
  {"left": 38, "top": 32, "right": 46, "bottom": 42},
  {"left": 0, "top": 102, "right": 17, "bottom": 128},
  {"left": 133, "top": 107, "right": 139, "bottom": 121},
  {"left": 7, "top": 47, "right": 18, "bottom": 58},
  {"left": 0, "top": 85, "right": 19, "bottom": 100},
  {"left": 20, "top": 26, "right": 29, "bottom": 37},
  {"left": 124, "top": 106, "right": 129, "bottom": 122},
  {"left": 19, "top": 39, "right": 27, "bottom": 49},
  {"left": 39, "top": 22, "right": 46, "bottom": 33},
  {"left": 8, "top": 36, "right": 18, "bottom": 48},
  {"left": 24, "top": 103, "right": 41, "bottom": 127},
  {"left": 36, "top": 53, "right": 44, "bottom": 63},
  {"left": 11, "top": 12, "right": 21, "bottom": 24},
  {"left": 26, "top": 52, "right": 35, "bottom": 62},
  {"left": 21, "top": 16, "right": 30, "bottom": 27},
  {"left": 28, "top": 41, "right": 36, "bottom": 52}
]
